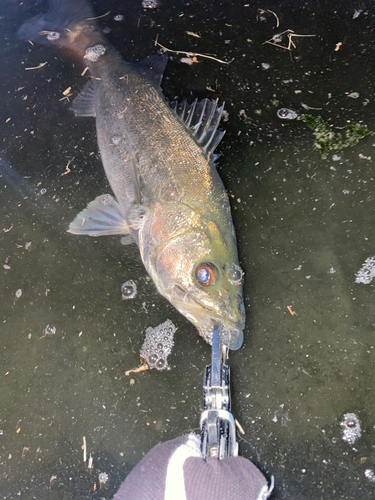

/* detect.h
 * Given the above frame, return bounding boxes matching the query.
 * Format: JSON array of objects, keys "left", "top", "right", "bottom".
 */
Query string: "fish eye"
[{"left": 195, "top": 262, "right": 217, "bottom": 286}]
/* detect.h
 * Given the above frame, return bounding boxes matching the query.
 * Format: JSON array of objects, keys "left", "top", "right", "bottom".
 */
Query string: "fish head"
[{"left": 146, "top": 210, "right": 246, "bottom": 350}]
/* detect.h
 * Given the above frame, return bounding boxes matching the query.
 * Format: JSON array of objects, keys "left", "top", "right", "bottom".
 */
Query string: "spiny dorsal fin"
[
  {"left": 135, "top": 53, "right": 168, "bottom": 88},
  {"left": 171, "top": 98, "right": 225, "bottom": 162}
]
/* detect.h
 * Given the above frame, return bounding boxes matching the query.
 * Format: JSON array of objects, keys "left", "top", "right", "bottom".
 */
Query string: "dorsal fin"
[
  {"left": 171, "top": 98, "right": 225, "bottom": 162},
  {"left": 135, "top": 53, "right": 168, "bottom": 88}
]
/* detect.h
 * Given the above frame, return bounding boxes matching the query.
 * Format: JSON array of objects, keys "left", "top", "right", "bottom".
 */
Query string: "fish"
[{"left": 18, "top": 0, "right": 246, "bottom": 350}]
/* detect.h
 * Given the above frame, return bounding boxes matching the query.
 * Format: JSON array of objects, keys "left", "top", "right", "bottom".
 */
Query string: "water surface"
[{"left": 1, "top": 0, "right": 375, "bottom": 498}]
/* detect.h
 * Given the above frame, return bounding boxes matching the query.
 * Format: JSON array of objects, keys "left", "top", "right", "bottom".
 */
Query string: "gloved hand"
[{"left": 114, "top": 433, "right": 273, "bottom": 500}]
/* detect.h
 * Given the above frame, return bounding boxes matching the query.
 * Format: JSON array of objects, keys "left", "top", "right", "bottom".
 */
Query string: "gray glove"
[{"left": 114, "top": 434, "right": 273, "bottom": 500}]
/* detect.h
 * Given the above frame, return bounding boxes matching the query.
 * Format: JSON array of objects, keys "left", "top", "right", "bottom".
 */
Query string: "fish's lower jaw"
[{"left": 196, "top": 324, "right": 243, "bottom": 351}]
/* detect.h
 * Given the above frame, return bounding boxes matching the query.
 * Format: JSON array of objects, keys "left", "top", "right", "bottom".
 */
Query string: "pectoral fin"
[
  {"left": 71, "top": 80, "right": 97, "bottom": 117},
  {"left": 68, "top": 194, "right": 130, "bottom": 236}
]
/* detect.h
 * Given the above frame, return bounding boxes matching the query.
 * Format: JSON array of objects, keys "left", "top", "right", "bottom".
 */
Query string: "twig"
[
  {"left": 85, "top": 11, "right": 110, "bottom": 21},
  {"left": 25, "top": 62, "right": 48, "bottom": 70},
  {"left": 61, "top": 157, "right": 74, "bottom": 176},
  {"left": 82, "top": 436, "right": 87, "bottom": 463},
  {"left": 235, "top": 419, "right": 245, "bottom": 435},
  {"left": 287, "top": 305, "right": 295, "bottom": 316},
  {"left": 264, "top": 30, "right": 316, "bottom": 52},
  {"left": 125, "top": 364, "right": 149, "bottom": 376},
  {"left": 259, "top": 8, "right": 280, "bottom": 28},
  {"left": 154, "top": 36, "right": 234, "bottom": 64}
]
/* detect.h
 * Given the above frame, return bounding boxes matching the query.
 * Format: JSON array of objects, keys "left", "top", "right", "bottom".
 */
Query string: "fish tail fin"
[{"left": 18, "top": 0, "right": 100, "bottom": 56}]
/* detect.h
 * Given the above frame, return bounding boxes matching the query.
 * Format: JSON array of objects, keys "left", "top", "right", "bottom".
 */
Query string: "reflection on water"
[{"left": 1, "top": 0, "right": 375, "bottom": 498}]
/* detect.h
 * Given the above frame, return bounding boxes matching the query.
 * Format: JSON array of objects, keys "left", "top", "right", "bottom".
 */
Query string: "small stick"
[
  {"left": 235, "top": 418, "right": 245, "bottom": 435},
  {"left": 25, "top": 62, "right": 48, "bottom": 70},
  {"left": 154, "top": 36, "right": 233, "bottom": 65},
  {"left": 85, "top": 11, "right": 110, "bottom": 21},
  {"left": 61, "top": 157, "right": 74, "bottom": 176},
  {"left": 82, "top": 436, "right": 87, "bottom": 463},
  {"left": 264, "top": 30, "right": 315, "bottom": 52},
  {"left": 259, "top": 8, "right": 280, "bottom": 28},
  {"left": 287, "top": 305, "right": 295, "bottom": 316},
  {"left": 125, "top": 364, "right": 149, "bottom": 376}
]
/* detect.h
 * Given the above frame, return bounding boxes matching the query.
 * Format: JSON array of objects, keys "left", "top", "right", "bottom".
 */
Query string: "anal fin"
[{"left": 68, "top": 194, "right": 130, "bottom": 236}]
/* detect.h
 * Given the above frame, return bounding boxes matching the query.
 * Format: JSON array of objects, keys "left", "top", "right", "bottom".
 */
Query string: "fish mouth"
[{"left": 170, "top": 284, "right": 245, "bottom": 350}]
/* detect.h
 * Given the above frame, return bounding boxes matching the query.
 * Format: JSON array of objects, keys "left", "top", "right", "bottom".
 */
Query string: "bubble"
[
  {"left": 355, "top": 255, "right": 375, "bottom": 284},
  {"left": 140, "top": 319, "right": 176, "bottom": 371},
  {"left": 142, "top": 0, "right": 159, "bottom": 8},
  {"left": 340, "top": 413, "right": 361, "bottom": 444},
  {"left": 84, "top": 45, "right": 106, "bottom": 62},
  {"left": 365, "top": 469, "right": 375, "bottom": 483},
  {"left": 111, "top": 136, "right": 122, "bottom": 145},
  {"left": 40, "top": 188, "right": 47, "bottom": 195},
  {"left": 121, "top": 280, "right": 137, "bottom": 300},
  {"left": 277, "top": 108, "right": 298, "bottom": 120},
  {"left": 101, "top": 194, "right": 112, "bottom": 205},
  {"left": 227, "top": 263, "right": 244, "bottom": 285},
  {"left": 156, "top": 359, "right": 165, "bottom": 369},
  {"left": 46, "top": 31, "right": 60, "bottom": 41},
  {"left": 98, "top": 472, "right": 109, "bottom": 485},
  {"left": 43, "top": 325, "right": 56, "bottom": 336},
  {"left": 149, "top": 354, "right": 157, "bottom": 364}
]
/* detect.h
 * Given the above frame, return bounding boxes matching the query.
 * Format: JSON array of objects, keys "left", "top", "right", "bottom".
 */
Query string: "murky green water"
[{"left": 1, "top": 0, "right": 375, "bottom": 498}]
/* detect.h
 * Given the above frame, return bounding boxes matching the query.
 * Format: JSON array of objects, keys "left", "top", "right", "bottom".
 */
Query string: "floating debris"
[
  {"left": 40, "top": 325, "right": 56, "bottom": 339},
  {"left": 180, "top": 56, "right": 199, "bottom": 65},
  {"left": 365, "top": 469, "right": 375, "bottom": 483},
  {"left": 142, "top": 0, "right": 159, "bottom": 8},
  {"left": 347, "top": 92, "right": 359, "bottom": 99},
  {"left": 84, "top": 45, "right": 106, "bottom": 62},
  {"left": 40, "top": 188, "right": 47, "bottom": 195},
  {"left": 113, "top": 14, "right": 124, "bottom": 21},
  {"left": 140, "top": 319, "right": 176, "bottom": 371},
  {"left": 355, "top": 256, "right": 375, "bottom": 284},
  {"left": 299, "top": 114, "right": 373, "bottom": 159},
  {"left": 98, "top": 472, "right": 109, "bottom": 487},
  {"left": 46, "top": 31, "right": 60, "bottom": 41},
  {"left": 25, "top": 241, "right": 32, "bottom": 250},
  {"left": 15, "top": 289, "right": 22, "bottom": 299},
  {"left": 261, "top": 62, "right": 270, "bottom": 70},
  {"left": 121, "top": 280, "right": 137, "bottom": 300},
  {"left": 340, "top": 413, "right": 361, "bottom": 445},
  {"left": 277, "top": 108, "right": 298, "bottom": 120}
]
